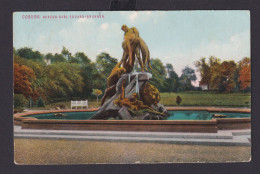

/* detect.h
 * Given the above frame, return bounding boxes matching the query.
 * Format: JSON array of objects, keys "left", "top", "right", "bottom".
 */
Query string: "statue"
[
  {"left": 100, "top": 61, "right": 126, "bottom": 106},
  {"left": 90, "top": 25, "right": 169, "bottom": 120},
  {"left": 114, "top": 80, "right": 167, "bottom": 118},
  {"left": 140, "top": 83, "right": 161, "bottom": 106},
  {"left": 121, "top": 25, "right": 152, "bottom": 73}
]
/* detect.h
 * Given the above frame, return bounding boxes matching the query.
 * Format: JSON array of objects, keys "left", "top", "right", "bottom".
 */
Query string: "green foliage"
[
  {"left": 75, "top": 52, "right": 91, "bottom": 64},
  {"left": 92, "top": 89, "right": 102, "bottom": 96},
  {"left": 196, "top": 57, "right": 241, "bottom": 92},
  {"left": 96, "top": 52, "right": 118, "bottom": 78},
  {"left": 13, "top": 46, "right": 251, "bottom": 107},
  {"left": 178, "top": 66, "right": 196, "bottom": 91},
  {"left": 37, "top": 97, "right": 45, "bottom": 107},
  {"left": 92, "top": 89, "right": 103, "bottom": 104},
  {"left": 44, "top": 62, "right": 84, "bottom": 98},
  {"left": 61, "top": 46, "right": 70, "bottom": 57},
  {"left": 149, "top": 58, "right": 166, "bottom": 91},
  {"left": 195, "top": 57, "right": 211, "bottom": 84},
  {"left": 163, "top": 63, "right": 179, "bottom": 92},
  {"left": 181, "top": 66, "right": 197, "bottom": 82},
  {"left": 53, "top": 53, "right": 66, "bottom": 63},
  {"left": 81, "top": 62, "right": 105, "bottom": 97},
  {"left": 16, "top": 47, "right": 43, "bottom": 61},
  {"left": 14, "top": 94, "right": 28, "bottom": 108}
]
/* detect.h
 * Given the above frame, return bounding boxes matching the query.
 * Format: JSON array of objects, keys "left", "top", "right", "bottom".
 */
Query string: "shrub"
[
  {"left": 37, "top": 97, "right": 45, "bottom": 107},
  {"left": 14, "top": 94, "right": 28, "bottom": 108}
]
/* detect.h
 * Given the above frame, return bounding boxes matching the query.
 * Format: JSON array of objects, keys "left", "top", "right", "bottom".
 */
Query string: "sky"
[{"left": 13, "top": 11, "right": 250, "bottom": 86}]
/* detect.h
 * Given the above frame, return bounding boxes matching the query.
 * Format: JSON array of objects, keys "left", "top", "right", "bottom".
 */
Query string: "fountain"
[
  {"left": 13, "top": 25, "right": 251, "bottom": 132},
  {"left": 90, "top": 25, "right": 169, "bottom": 120}
]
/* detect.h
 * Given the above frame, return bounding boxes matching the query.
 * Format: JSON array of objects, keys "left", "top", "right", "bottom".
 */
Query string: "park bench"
[{"left": 71, "top": 100, "right": 88, "bottom": 109}]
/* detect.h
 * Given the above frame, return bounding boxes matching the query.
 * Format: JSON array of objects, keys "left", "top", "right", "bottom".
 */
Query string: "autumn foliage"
[
  {"left": 239, "top": 57, "right": 251, "bottom": 90},
  {"left": 195, "top": 57, "right": 251, "bottom": 92},
  {"left": 14, "top": 63, "right": 36, "bottom": 98}
]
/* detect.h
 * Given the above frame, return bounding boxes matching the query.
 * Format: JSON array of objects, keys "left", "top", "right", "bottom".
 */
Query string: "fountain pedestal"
[{"left": 90, "top": 72, "right": 169, "bottom": 120}]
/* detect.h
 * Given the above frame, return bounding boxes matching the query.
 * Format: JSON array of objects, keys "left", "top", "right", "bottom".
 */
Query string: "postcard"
[{"left": 13, "top": 11, "right": 251, "bottom": 164}]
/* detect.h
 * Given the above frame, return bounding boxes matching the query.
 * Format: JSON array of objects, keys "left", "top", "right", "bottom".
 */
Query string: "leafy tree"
[
  {"left": 81, "top": 62, "right": 105, "bottom": 97},
  {"left": 96, "top": 52, "right": 118, "bottom": 78},
  {"left": 239, "top": 57, "right": 251, "bottom": 90},
  {"left": 220, "top": 61, "right": 237, "bottom": 92},
  {"left": 14, "top": 63, "right": 36, "bottom": 98},
  {"left": 14, "top": 94, "right": 28, "bottom": 108},
  {"left": 92, "top": 89, "right": 102, "bottom": 105},
  {"left": 45, "top": 53, "right": 54, "bottom": 64},
  {"left": 178, "top": 66, "right": 196, "bottom": 91},
  {"left": 149, "top": 58, "right": 166, "bottom": 91},
  {"left": 164, "top": 63, "right": 179, "bottom": 92},
  {"left": 14, "top": 55, "right": 47, "bottom": 100},
  {"left": 209, "top": 60, "right": 237, "bottom": 92},
  {"left": 37, "top": 97, "right": 45, "bottom": 107},
  {"left": 179, "top": 74, "right": 192, "bottom": 91},
  {"left": 61, "top": 46, "right": 70, "bottom": 60},
  {"left": 44, "top": 62, "right": 84, "bottom": 98},
  {"left": 181, "top": 66, "right": 197, "bottom": 82},
  {"left": 195, "top": 57, "right": 211, "bottom": 85},
  {"left": 16, "top": 47, "right": 43, "bottom": 61},
  {"left": 52, "top": 53, "right": 66, "bottom": 63},
  {"left": 75, "top": 52, "right": 91, "bottom": 64}
]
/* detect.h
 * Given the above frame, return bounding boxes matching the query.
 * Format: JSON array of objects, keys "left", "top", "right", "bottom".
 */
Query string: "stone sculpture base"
[{"left": 90, "top": 72, "right": 169, "bottom": 120}]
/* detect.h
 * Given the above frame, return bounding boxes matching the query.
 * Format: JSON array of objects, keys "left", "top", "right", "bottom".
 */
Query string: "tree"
[
  {"left": 61, "top": 46, "right": 70, "bottom": 60},
  {"left": 239, "top": 57, "right": 251, "bottom": 90},
  {"left": 75, "top": 52, "right": 91, "bottom": 64},
  {"left": 14, "top": 94, "right": 28, "bottom": 108},
  {"left": 164, "top": 63, "right": 179, "bottom": 92},
  {"left": 220, "top": 61, "right": 237, "bottom": 92},
  {"left": 195, "top": 57, "right": 211, "bottom": 85},
  {"left": 14, "top": 55, "right": 47, "bottom": 100},
  {"left": 45, "top": 53, "right": 54, "bottom": 64},
  {"left": 44, "top": 62, "right": 84, "bottom": 98},
  {"left": 179, "top": 66, "right": 196, "bottom": 91},
  {"left": 92, "top": 89, "right": 102, "bottom": 105},
  {"left": 14, "top": 63, "right": 36, "bottom": 98},
  {"left": 149, "top": 58, "right": 167, "bottom": 91},
  {"left": 208, "top": 59, "right": 237, "bottom": 92},
  {"left": 181, "top": 66, "right": 197, "bottom": 82},
  {"left": 96, "top": 52, "right": 118, "bottom": 78},
  {"left": 16, "top": 47, "right": 43, "bottom": 61},
  {"left": 81, "top": 62, "right": 105, "bottom": 97},
  {"left": 52, "top": 53, "right": 66, "bottom": 63},
  {"left": 37, "top": 97, "right": 45, "bottom": 107}
]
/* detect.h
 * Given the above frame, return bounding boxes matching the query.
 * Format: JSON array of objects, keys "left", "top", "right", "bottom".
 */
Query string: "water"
[
  {"left": 25, "top": 111, "right": 95, "bottom": 120},
  {"left": 166, "top": 111, "right": 250, "bottom": 120},
  {"left": 25, "top": 111, "right": 250, "bottom": 120}
]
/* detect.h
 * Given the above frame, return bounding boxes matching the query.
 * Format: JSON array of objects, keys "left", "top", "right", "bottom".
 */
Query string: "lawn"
[
  {"left": 160, "top": 91, "right": 251, "bottom": 107},
  {"left": 27, "top": 91, "right": 251, "bottom": 110}
]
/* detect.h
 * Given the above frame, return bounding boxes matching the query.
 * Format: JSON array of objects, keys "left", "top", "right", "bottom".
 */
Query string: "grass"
[
  {"left": 14, "top": 139, "right": 251, "bottom": 164},
  {"left": 25, "top": 91, "right": 251, "bottom": 110},
  {"left": 160, "top": 91, "right": 251, "bottom": 107}
]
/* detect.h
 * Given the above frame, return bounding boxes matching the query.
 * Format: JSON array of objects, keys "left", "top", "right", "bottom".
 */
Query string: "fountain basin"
[{"left": 14, "top": 107, "right": 251, "bottom": 133}]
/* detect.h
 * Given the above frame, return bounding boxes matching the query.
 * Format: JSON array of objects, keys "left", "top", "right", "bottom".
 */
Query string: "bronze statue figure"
[
  {"left": 91, "top": 25, "right": 169, "bottom": 120},
  {"left": 121, "top": 25, "right": 152, "bottom": 73},
  {"left": 100, "top": 61, "right": 126, "bottom": 106}
]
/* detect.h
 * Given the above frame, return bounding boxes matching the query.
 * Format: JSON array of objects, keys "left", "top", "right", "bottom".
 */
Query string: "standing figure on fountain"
[{"left": 121, "top": 25, "right": 152, "bottom": 73}]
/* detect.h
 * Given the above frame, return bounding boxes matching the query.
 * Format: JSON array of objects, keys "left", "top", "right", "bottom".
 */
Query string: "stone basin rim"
[{"left": 14, "top": 107, "right": 251, "bottom": 121}]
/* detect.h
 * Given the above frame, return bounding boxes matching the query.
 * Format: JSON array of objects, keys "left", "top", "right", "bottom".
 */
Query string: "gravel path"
[{"left": 14, "top": 139, "right": 251, "bottom": 164}]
